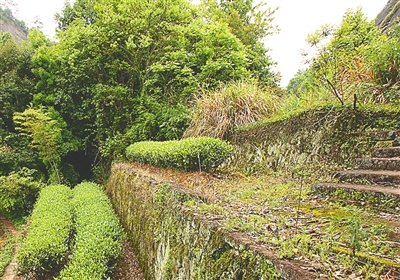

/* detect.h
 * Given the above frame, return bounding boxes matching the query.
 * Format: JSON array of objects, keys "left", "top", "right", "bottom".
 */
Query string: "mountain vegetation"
[
  {"left": 0, "top": 6, "right": 28, "bottom": 41},
  {"left": 285, "top": 8, "right": 399, "bottom": 113},
  {"left": 0, "top": 0, "right": 399, "bottom": 278},
  {"left": 0, "top": 0, "right": 397, "bottom": 200},
  {"left": 1, "top": 0, "right": 280, "bottom": 186},
  {"left": 0, "top": 0, "right": 397, "bottom": 203}
]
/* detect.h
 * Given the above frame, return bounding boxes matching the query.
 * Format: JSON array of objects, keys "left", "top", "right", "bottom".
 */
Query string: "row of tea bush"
[
  {"left": 17, "top": 182, "right": 122, "bottom": 279},
  {"left": 126, "top": 137, "right": 233, "bottom": 171}
]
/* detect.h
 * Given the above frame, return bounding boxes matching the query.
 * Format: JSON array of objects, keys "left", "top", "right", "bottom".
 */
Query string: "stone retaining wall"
[
  {"left": 106, "top": 163, "right": 315, "bottom": 280},
  {"left": 229, "top": 108, "right": 400, "bottom": 174}
]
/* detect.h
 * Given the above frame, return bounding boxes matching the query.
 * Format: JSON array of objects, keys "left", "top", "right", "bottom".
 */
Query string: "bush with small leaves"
[
  {"left": 17, "top": 185, "right": 72, "bottom": 276},
  {"left": 126, "top": 137, "right": 233, "bottom": 172},
  {"left": 0, "top": 168, "right": 44, "bottom": 217},
  {"left": 57, "top": 182, "right": 123, "bottom": 280}
]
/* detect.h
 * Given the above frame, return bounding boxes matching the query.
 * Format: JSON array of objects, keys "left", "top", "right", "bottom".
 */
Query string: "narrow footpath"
[{"left": 0, "top": 214, "right": 21, "bottom": 280}]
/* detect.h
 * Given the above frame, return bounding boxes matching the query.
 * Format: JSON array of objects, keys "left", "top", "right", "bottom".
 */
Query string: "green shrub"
[
  {"left": 57, "top": 182, "right": 122, "bottom": 280},
  {"left": 126, "top": 137, "right": 234, "bottom": 171},
  {"left": 0, "top": 233, "right": 15, "bottom": 277},
  {"left": 17, "top": 185, "right": 72, "bottom": 276},
  {"left": 0, "top": 168, "right": 44, "bottom": 217}
]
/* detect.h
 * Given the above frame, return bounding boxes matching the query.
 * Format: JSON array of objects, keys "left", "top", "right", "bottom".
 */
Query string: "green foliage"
[
  {"left": 285, "top": 9, "right": 400, "bottom": 112},
  {"left": 27, "top": 28, "right": 50, "bottom": 50},
  {"left": 0, "top": 31, "right": 12, "bottom": 43},
  {"left": 0, "top": 234, "right": 15, "bottom": 277},
  {"left": 363, "top": 23, "right": 400, "bottom": 102},
  {"left": 200, "top": 0, "right": 279, "bottom": 85},
  {"left": 0, "top": 168, "right": 43, "bottom": 216},
  {"left": 346, "top": 215, "right": 368, "bottom": 255},
  {"left": 55, "top": 0, "right": 99, "bottom": 31},
  {"left": 306, "top": 9, "right": 380, "bottom": 105},
  {"left": 0, "top": 133, "right": 42, "bottom": 176},
  {"left": 126, "top": 137, "right": 233, "bottom": 171},
  {"left": 100, "top": 97, "right": 190, "bottom": 159},
  {"left": 0, "top": 35, "right": 35, "bottom": 127},
  {"left": 329, "top": 208, "right": 369, "bottom": 256},
  {"left": 184, "top": 80, "right": 280, "bottom": 139},
  {"left": 30, "top": 0, "right": 278, "bottom": 166},
  {"left": 13, "top": 105, "right": 79, "bottom": 184},
  {"left": 125, "top": 99, "right": 190, "bottom": 142},
  {"left": 17, "top": 185, "right": 73, "bottom": 276},
  {"left": 57, "top": 182, "right": 123, "bottom": 280},
  {"left": 14, "top": 106, "right": 62, "bottom": 165}
]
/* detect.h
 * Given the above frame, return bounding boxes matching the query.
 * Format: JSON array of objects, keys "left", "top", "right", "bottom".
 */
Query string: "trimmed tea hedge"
[
  {"left": 17, "top": 185, "right": 72, "bottom": 275},
  {"left": 57, "top": 182, "right": 122, "bottom": 280},
  {"left": 126, "top": 137, "right": 233, "bottom": 171}
]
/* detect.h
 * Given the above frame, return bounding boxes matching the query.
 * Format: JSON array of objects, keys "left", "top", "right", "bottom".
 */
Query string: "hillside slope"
[
  {"left": 0, "top": 7, "right": 28, "bottom": 41},
  {"left": 376, "top": 0, "right": 400, "bottom": 30}
]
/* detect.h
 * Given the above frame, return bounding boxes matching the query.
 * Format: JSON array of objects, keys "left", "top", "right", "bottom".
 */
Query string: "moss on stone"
[
  {"left": 229, "top": 107, "right": 400, "bottom": 175},
  {"left": 106, "top": 165, "right": 283, "bottom": 279}
]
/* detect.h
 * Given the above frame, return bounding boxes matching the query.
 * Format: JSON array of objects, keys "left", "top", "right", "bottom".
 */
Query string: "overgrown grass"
[
  {"left": 173, "top": 171, "right": 400, "bottom": 279},
  {"left": 184, "top": 80, "right": 280, "bottom": 139},
  {"left": 0, "top": 227, "right": 15, "bottom": 277}
]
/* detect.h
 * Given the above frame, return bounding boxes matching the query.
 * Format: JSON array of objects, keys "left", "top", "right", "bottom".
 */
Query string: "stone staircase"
[{"left": 313, "top": 129, "right": 400, "bottom": 208}]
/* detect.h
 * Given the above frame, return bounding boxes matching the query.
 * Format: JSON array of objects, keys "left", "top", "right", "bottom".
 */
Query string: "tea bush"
[
  {"left": 17, "top": 185, "right": 72, "bottom": 276},
  {"left": 57, "top": 182, "right": 122, "bottom": 280},
  {"left": 126, "top": 137, "right": 233, "bottom": 171}
]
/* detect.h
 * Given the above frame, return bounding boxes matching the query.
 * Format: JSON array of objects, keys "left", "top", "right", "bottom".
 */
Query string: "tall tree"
[
  {"left": 13, "top": 105, "right": 77, "bottom": 184},
  {"left": 34, "top": 0, "right": 263, "bottom": 157},
  {"left": 304, "top": 9, "right": 382, "bottom": 105},
  {"left": 0, "top": 33, "right": 35, "bottom": 131},
  {"left": 201, "top": 0, "right": 279, "bottom": 85},
  {"left": 55, "top": 0, "right": 99, "bottom": 31}
]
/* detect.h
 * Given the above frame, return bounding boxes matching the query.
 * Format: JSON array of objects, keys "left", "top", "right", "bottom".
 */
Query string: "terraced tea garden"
[{"left": 1, "top": 182, "right": 123, "bottom": 279}]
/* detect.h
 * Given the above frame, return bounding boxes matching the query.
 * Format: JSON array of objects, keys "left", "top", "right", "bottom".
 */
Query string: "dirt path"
[
  {"left": 0, "top": 214, "right": 22, "bottom": 280},
  {"left": 111, "top": 240, "right": 145, "bottom": 280}
]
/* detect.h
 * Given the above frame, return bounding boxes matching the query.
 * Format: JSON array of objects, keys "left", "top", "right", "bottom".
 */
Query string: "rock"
[{"left": 375, "top": 0, "right": 400, "bottom": 31}]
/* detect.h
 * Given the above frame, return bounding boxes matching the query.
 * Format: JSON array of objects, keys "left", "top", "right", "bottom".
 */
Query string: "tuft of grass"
[{"left": 184, "top": 80, "right": 280, "bottom": 139}]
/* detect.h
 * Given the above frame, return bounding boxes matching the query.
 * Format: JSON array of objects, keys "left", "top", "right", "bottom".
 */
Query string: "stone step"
[
  {"left": 312, "top": 183, "right": 400, "bottom": 206},
  {"left": 333, "top": 170, "right": 400, "bottom": 186},
  {"left": 393, "top": 137, "right": 400, "bottom": 147},
  {"left": 367, "top": 130, "right": 399, "bottom": 141},
  {"left": 372, "top": 146, "right": 400, "bottom": 158},
  {"left": 354, "top": 158, "right": 400, "bottom": 171}
]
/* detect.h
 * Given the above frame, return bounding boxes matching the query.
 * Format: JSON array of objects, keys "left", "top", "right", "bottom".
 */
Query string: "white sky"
[{"left": 3, "top": 0, "right": 389, "bottom": 87}]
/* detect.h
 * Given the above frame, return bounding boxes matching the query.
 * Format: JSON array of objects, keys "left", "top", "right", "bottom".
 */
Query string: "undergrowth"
[{"left": 0, "top": 229, "right": 15, "bottom": 277}]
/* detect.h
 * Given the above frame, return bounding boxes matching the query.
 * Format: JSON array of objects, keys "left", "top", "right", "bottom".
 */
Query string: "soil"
[
  {"left": 0, "top": 214, "right": 22, "bottom": 280},
  {"left": 111, "top": 240, "right": 145, "bottom": 280}
]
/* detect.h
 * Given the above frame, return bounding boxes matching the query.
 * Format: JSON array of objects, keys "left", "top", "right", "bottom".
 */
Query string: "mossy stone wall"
[
  {"left": 229, "top": 107, "right": 400, "bottom": 174},
  {"left": 106, "top": 164, "right": 298, "bottom": 280}
]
